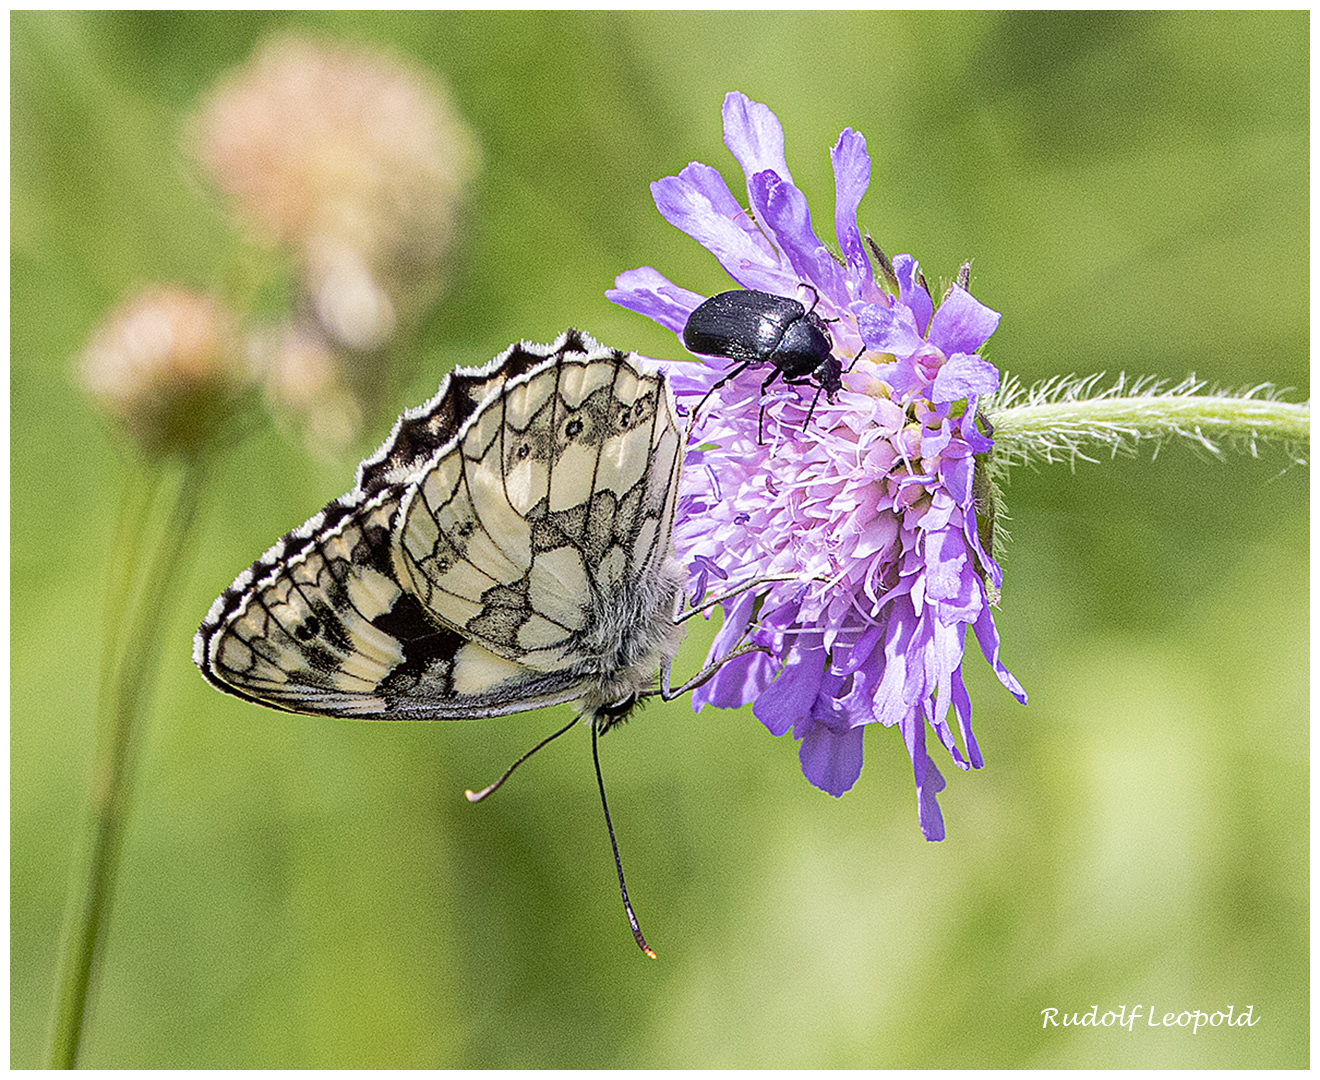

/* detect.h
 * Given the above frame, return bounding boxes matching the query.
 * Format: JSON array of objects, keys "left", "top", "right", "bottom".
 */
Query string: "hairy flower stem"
[
  {"left": 49, "top": 456, "right": 209, "bottom": 1068},
  {"left": 987, "top": 394, "right": 1309, "bottom": 465}
]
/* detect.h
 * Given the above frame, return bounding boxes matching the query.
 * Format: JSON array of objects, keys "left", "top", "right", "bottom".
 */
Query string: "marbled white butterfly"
[{"left": 195, "top": 329, "right": 740, "bottom": 956}]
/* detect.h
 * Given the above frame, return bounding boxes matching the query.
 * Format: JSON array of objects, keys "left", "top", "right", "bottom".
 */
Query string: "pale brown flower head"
[
  {"left": 193, "top": 34, "right": 481, "bottom": 350},
  {"left": 252, "top": 320, "right": 363, "bottom": 455},
  {"left": 78, "top": 287, "right": 254, "bottom": 457}
]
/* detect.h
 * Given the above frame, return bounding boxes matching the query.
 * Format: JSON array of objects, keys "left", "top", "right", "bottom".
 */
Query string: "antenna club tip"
[
  {"left": 644, "top": 947, "right": 657, "bottom": 960},
  {"left": 464, "top": 789, "right": 482, "bottom": 803}
]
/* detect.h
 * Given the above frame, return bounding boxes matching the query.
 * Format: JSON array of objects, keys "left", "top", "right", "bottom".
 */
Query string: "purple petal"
[
  {"left": 958, "top": 405, "right": 994, "bottom": 453},
  {"left": 751, "top": 170, "right": 848, "bottom": 302},
  {"left": 753, "top": 642, "right": 824, "bottom": 737},
  {"left": 722, "top": 91, "right": 793, "bottom": 190},
  {"left": 931, "top": 353, "right": 1000, "bottom": 404},
  {"left": 673, "top": 160, "right": 747, "bottom": 224},
  {"left": 607, "top": 266, "right": 705, "bottom": 336},
  {"left": 892, "top": 254, "right": 934, "bottom": 339},
  {"left": 950, "top": 670, "right": 983, "bottom": 769},
  {"left": 667, "top": 364, "right": 720, "bottom": 398},
  {"left": 651, "top": 169, "right": 780, "bottom": 286},
  {"left": 971, "top": 600, "right": 1027, "bottom": 703},
  {"left": 927, "top": 283, "right": 1001, "bottom": 356},
  {"left": 691, "top": 593, "right": 770, "bottom": 709},
  {"left": 871, "top": 597, "right": 921, "bottom": 728},
  {"left": 907, "top": 717, "right": 948, "bottom": 842},
  {"left": 830, "top": 127, "right": 876, "bottom": 299},
  {"left": 798, "top": 721, "right": 865, "bottom": 797},
  {"left": 941, "top": 453, "right": 975, "bottom": 508},
  {"left": 920, "top": 423, "right": 954, "bottom": 461},
  {"left": 840, "top": 621, "right": 885, "bottom": 674},
  {"left": 857, "top": 298, "right": 924, "bottom": 356},
  {"left": 922, "top": 528, "right": 976, "bottom": 617},
  {"left": 693, "top": 648, "right": 777, "bottom": 712},
  {"left": 710, "top": 588, "right": 756, "bottom": 652}
]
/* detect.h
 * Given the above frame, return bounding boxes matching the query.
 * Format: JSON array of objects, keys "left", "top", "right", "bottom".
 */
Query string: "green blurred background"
[{"left": 12, "top": 10, "right": 1307, "bottom": 1069}]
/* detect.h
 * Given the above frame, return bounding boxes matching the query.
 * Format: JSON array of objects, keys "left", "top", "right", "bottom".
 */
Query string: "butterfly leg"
[
  {"left": 464, "top": 714, "right": 579, "bottom": 803},
  {"left": 676, "top": 571, "right": 828, "bottom": 625},
  {"left": 656, "top": 641, "right": 774, "bottom": 702}
]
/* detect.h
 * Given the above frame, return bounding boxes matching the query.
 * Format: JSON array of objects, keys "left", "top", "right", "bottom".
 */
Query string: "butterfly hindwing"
[
  {"left": 198, "top": 487, "right": 409, "bottom": 716},
  {"left": 394, "top": 349, "right": 682, "bottom": 677},
  {"left": 195, "top": 330, "right": 687, "bottom": 722}
]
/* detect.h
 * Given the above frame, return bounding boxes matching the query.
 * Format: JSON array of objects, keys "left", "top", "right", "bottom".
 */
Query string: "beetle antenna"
[
  {"left": 592, "top": 720, "right": 655, "bottom": 958},
  {"left": 464, "top": 715, "right": 578, "bottom": 802}
]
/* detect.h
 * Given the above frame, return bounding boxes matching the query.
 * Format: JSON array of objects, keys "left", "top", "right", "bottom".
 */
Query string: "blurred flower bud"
[
  {"left": 251, "top": 320, "right": 363, "bottom": 455},
  {"left": 192, "top": 34, "right": 481, "bottom": 352},
  {"left": 78, "top": 287, "right": 255, "bottom": 458}
]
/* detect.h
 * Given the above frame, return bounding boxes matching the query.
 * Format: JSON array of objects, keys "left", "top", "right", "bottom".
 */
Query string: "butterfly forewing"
[
  {"left": 195, "top": 330, "right": 687, "bottom": 723},
  {"left": 394, "top": 350, "right": 683, "bottom": 679}
]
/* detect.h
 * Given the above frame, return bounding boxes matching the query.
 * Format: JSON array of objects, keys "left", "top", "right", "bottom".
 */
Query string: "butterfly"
[{"left": 195, "top": 328, "right": 766, "bottom": 956}]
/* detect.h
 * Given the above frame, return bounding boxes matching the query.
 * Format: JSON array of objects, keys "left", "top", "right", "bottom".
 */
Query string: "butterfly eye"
[
  {"left": 565, "top": 418, "right": 584, "bottom": 438},
  {"left": 515, "top": 443, "right": 531, "bottom": 460}
]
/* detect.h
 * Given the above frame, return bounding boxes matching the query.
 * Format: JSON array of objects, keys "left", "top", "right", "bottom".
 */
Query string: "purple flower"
[{"left": 608, "top": 92, "right": 1025, "bottom": 840}]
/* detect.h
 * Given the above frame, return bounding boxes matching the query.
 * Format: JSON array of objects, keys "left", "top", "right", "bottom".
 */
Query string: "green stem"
[
  {"left": 48, "top": 454, "right": 210, "bottom": 1069},
  {"left": 987, "top": 394, "right": 1309, "bottom": 463}
]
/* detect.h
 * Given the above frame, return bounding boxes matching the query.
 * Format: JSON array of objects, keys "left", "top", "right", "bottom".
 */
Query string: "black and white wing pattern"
[{"left": 194, "top": 329, "right": 687, "bottom": 724}]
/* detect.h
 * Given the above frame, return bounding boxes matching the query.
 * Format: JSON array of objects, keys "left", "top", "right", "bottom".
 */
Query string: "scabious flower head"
[
  {"left": 609, "top": 92, "right": 1026, "bottom": 840},
  {"left": 78, "top": 286, "right": 255, "bottom": 459},
  {"left": 192, "top": 33, "right": 482, "bottom": 352}
]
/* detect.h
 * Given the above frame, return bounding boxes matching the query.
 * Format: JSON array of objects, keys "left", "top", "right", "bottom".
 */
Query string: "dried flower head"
[
  {"left": 192, "top": 34, "right": 481, "bottom": 351},
  {"left": 78, "top": 286, "right": 254, "bottom": 458},
  {"left": 252, "top": 320, "right": 363, "bottom": 454},
  {"left": 610, "top": 92, "right": 1026, "bottom": 840}
]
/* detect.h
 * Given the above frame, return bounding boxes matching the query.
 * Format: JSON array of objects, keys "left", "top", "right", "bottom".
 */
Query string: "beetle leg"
[
  {"left": 756, "top": 367, "right": 787, "bottom": 444},
  {"left": 802, "top": 384, "right": 826, "bottom": 431},
  {"left": 689, "top": 359, "right": 755, "bottom": 436}
]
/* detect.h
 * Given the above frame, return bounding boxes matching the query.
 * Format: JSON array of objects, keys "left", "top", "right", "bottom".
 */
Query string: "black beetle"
[{"left": 683, "top": 287, "right": 844, "bottom": 440}]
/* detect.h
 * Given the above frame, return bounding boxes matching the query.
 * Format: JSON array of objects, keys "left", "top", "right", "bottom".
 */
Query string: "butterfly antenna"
[
  {"left": 464, "top": 715, "right": 579, "bottom": 803},
  {"left": 592, "top": 721, "right": 656, "bottom": 959}
]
